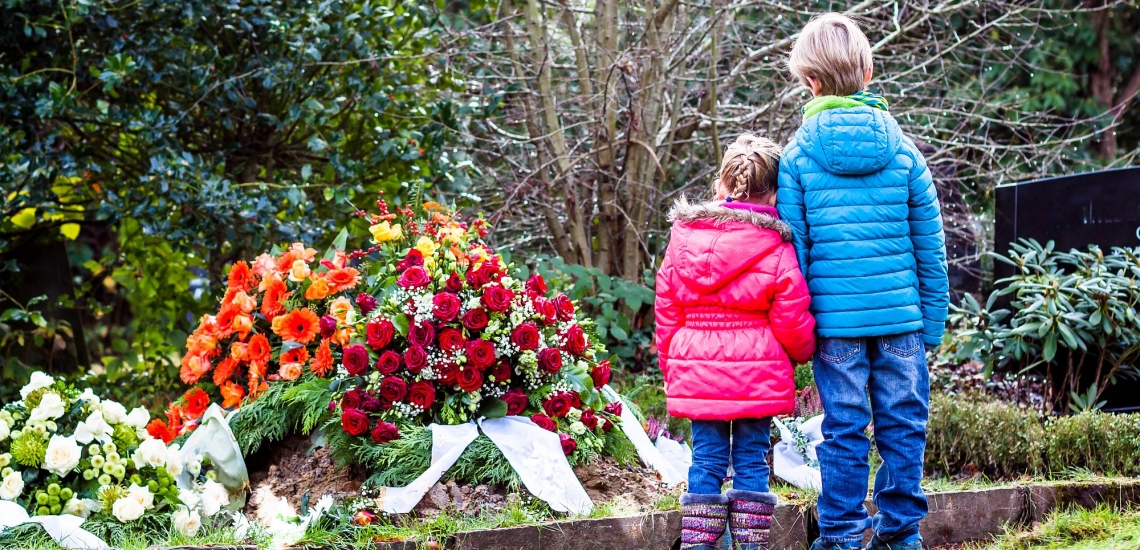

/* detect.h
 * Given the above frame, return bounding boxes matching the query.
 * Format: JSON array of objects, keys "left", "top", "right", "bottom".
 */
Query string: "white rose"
[
  {"left": 178, "top": 488, "right": 200, "bottom": 512},
  {"left": 172, "top": 506, "right": 202, "bottom": 536},
  {"left": 29, "top": 392, "right": 66, "bottom": 422},
  {"left": 112, "top": 496, "right": 145, "bottom": 522},
  {"left": 78, "top": 388, "right": 101, "bottom": 405},
  {"left": 43, "top": 435, "right": 82, "bottom": 477},
  {"left": 20, "top": 372, "right": 54, "bottom": 400},
  {"left": 0, "top": 470, "right": 23, "bottom": 500},
  {"left": 199, "top": 479, "right": 230, "bottom": 517},
  {"left": 165, "top": 444, "right": 184, "bottom": 477},
  {"left": 101, "top": 401, "right": 127, "bottom": 425},
  {"left": 64, "top": 497, "right": 99, "bottom": 518},
  {"left": 75, "top": 410, "right": 114, "bottom": 445},
  {"left": 0, "top": 421, "right": 8, "bottom": 443},
  {"left": 125, "top": 407, "right": 150, "bottom": 430},
  {"left": 133, "top": 437, "right": 168, "bottom": 469},
  {"left": 127, "top": 482, "right": 155, "bottom": 510}
]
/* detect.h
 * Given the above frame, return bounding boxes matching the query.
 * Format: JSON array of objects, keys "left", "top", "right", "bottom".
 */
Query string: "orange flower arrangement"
[
  {"left": 312, "top": 339, "right": 333, "bottom": 377},
  {"left": 304, "top": 276, "right": 331, "bottom": 300},
  {"left": 261, "top": 275, "right": 290, "bottom": 319},
  {"left": 280, "top": 346, "right": 310, "bottom": 366},
  {"left": 272, "top": 308, "right": 321, "bottom": 344},
  {"left": 326, "top": 267, "right": 361, "bottom": 294},
  {"left": 221, "top": 381, "right": 245, "bottom": 408}
]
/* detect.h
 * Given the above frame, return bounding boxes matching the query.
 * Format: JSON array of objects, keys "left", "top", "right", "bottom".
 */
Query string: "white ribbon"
[
  {"left": 375, "top": 423, "right": 479, "bottom": 514},
  {"left": 772, "top": 415, "right": 824, "bottom": 491},
  {"left": 600, "top": 385, "right": 687, "bottom": 485},
  {"left": 0, "top": 501, "right": 109, "bottom": 550},
  {"left": 479, "top": 416, "right": 592, "bottom": 515},
  {"left": 180, "top": 404, "right": 249, "bottom": 494}
]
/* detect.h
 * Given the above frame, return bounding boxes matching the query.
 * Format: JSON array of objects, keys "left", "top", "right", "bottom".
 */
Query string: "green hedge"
[{"left": 926, "top": 394, "right": 1140, "bottom": 479}]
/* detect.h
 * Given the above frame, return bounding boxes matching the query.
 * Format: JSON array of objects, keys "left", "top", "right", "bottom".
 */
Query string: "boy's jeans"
[
  {"left": 689, "top": 418, "right": 772, "bottom": 494},
  {"left": 813, "top": 331, "right": 929, "bottom": 545}
]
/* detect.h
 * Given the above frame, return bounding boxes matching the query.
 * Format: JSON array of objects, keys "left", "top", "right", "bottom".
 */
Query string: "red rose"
[
  {"left": 438, "top": 328, "right": 465, "bottom": 351},
  {"left": 543, "top": 392, "right": 573, "bottom": 418},
  {"left": 445, "top": 273, "right": 464, "bottom": 293},
  {"left": 433, "top": 292, "right": 462, "bottom": 321},
  {"left": 531, "top": 413, "right": 556, "bottom": 432},
  {"left": 341, "top": 409, "right": 370, "bottom": 436},
  {"left": 377, "top": 350, "right": 402, "bottom": 375},
  {"left": 534, "top": 297, "right": 558, "bottom": 325},
  {"left": 404, "top": 345, "right": 428, "bottom": 373},
  {"left": 559, "top": 433, "right": 577, "bottom": 456},
  {"left": 488, "top": 360, "right": 512, "bottom": 384},
  {"left": 591, "top": 360, "right": 612, "bottom": 388},
  {"left": 408, "top": 321, "right": 435, "bottom": 347},
  {"left": 367, "top": 319, "right": 396, "bottom": 350},
  {"left": 397, "top": 249, "right": 424, "bottom": 272},
  {"left": 343, "top": 344, "right": 371, "bottom": 376},
  {"left": 370, "top": 421, "right": 401, "bottom": 444},
  {"left": 465, "top": 265, "right": 498, "bottom": 289},
  {"left": 461, "top": 308, "right": 489, "bottom": 331},
  {"left": 437, "top": 363, "right": 459, "bottom": 387},
  {"left": 320, "top": 315, "right": 338, "bottom": 339},
  {"left": 379, "top": 376, "right": 408, "bottom": 403},
  {"left": 341, "top": 389, "right": 365, "bottom": 410},
  {"left": 526, "top": 274, "right": 547, "bottom": 295},
  {"left": 502, "top": 388, "right": 529, "bottom": 416},
  {"left": 563, "top": 325, "right": 588, "bottom": 355},
  {"left": 537, "top": 348, "right": 563, "bottom": 375},
  {"left": 553, "top": 294, "right": 575, "bottom": 321},
  {"left": 511, "top": 322, "right": 540, "bottom": 351},
  {"left": 361, "top": 393, "right": 382, "bottom": 413},
  {"left": 457, "top": 367, "right": 484, "bottom": 392},
  {"left": 602, "top": 419, "right": 614, "bottom": 433},
  {"left": 398, "top": 266, "right": 431, "bottom": 289},
  {"left": 580, "top": 409, "right": 598, "bottom": 430},
  {"left": 355, "top": 292, "right": 378, "bottom": 315},
  {"left": 466, "top": 339, "right": 496, "bottom": 369},
  {"left": 604, "top": 401, "right": 623, "bottom": 417},
  {"left": 481, "top": 284, "right": 514, "bottom": 313},
  {"left": 408, "top": 381, "right": 436, "bottom": 410}
]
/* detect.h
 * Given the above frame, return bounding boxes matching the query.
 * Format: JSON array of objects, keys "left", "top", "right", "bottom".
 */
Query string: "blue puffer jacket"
[{"left": 776, "top": 107, "right": 949, "bottom": 348}]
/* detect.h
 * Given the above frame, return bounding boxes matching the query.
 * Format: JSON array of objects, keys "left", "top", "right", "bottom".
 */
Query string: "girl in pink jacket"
[{"left": 656, "top": 134, "right": 816, "bottom": 550}]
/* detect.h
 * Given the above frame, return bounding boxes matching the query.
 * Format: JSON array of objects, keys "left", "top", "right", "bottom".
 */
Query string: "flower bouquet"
[{"left": 0, "top": 373, "right": 182, "bottom": 528}]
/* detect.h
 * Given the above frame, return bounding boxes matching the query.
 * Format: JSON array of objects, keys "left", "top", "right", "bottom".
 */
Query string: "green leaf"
[
  {"left": 281, "top": 340, "right": 305, "bottom": 353},
  {"left": 1043, "top": 332, "right": 1058, "bottom": 362},
  {"left": 393, "top": 313, "right": 410, "bottom": 337},
  {"left": 478, "top": 398, "right": 508, "bottom": 419}
]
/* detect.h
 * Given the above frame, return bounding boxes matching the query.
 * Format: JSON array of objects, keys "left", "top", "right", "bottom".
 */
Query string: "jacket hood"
[
  {"left": 666, "top": 197, "right": 791, "bottom": 292},
  {"left": 795, "top": 107, "right": 902, "bottom": 175}
]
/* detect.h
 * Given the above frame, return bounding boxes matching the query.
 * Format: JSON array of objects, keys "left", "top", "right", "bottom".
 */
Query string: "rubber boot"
[
  {"left": 680, "top": 492, "right": 730, "bottom": 550},
  {"left": 726, "top": 489, "right": 777, "bottom": 550}
]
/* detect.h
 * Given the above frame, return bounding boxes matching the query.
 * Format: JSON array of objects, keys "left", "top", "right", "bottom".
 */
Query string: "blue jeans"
[
  {"left": 689, "top": 418, "right": 772, "bottom": 494},
  {"left": 813, "top": 332, "right": 929, "bottom": 545}
]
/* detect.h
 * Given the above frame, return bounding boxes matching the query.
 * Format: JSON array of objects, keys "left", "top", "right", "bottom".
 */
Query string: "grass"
[
  {"left": 966, "top": 505, "right": 1140, "bottom": 550},
  {"left": 0, "top": 520, "right": 269, "bottom": 550}
]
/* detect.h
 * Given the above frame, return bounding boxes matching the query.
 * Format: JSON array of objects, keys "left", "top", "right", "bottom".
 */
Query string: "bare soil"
[
  {"left": 573, "top": 456, "right": 673, "bottom": 512},
  {"left": 245, "top": 435, "right": 367, "bottom": 518}
]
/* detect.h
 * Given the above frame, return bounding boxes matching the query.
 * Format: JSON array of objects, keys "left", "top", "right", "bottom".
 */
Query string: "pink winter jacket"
[{"left": 655, "top": 199, "right": 816, "bottom": 420}]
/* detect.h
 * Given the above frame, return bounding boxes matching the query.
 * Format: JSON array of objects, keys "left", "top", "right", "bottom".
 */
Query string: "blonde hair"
[
  {"left": 714, "top": 134, "right": 780, "bottom": 201},
  {"left": 787, "top": 13, "right": 873, "bottom": 96}
]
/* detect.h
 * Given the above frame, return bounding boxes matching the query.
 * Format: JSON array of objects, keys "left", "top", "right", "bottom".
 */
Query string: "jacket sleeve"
[
  {"left": 654, "top": 245, "right": 683, "bottom": 380},
  {"left": 776, "top": 153, "right": 811, "bottom": 280},
  {"left": 906, "top": 151, "right": 950, "bottom": 349},
  {"left": 770, "top": 245, "right": 816, "bottom": 364}
]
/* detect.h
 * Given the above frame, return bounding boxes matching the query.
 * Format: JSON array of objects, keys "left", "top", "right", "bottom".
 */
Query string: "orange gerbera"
[
  {"left": 227, "top": 261, "right": 258, "bottom": 292},
  {"left": 261, "top": 274, "right": 290, "bottom": 319},
  {"left": 146, "top": 419, "right": 176, "bottom": 444},
  {"left": 422, "top": 201, "right": 446, "bottom": 212},
  {"left": 311, "top": 339, "right": 333, "bottom": 377},
  {"left": 304, "top": 275, "right": 331, "bottom": 300},
  {"left": 248, "top": 379, "right": 269, "bottom": 399},
  {"left": 183, "top": 388, "right": 210, "bottom": 420},
  {"left": 180, "top": 353, "right": 212, "bottom": 384},
  {"left": 326, "top": 267, "right": 361, "bottom": 293},
  {"left": 213, "top": 356, "right": 238, "bottom": 386},
  {"left": 273, "top": 308, "right": 320, "bottom": 344},
  {"left": 220, "top": 381, "right": 245, "bottom": 408},
  {"left": 280, "top": 346, "right": 310, "bottom": 366},
  {"left": 248, "top": 333, "right": 272, "bottom": 365},
  {"left": 165, "top": 403, "right": 186, "bottom": 434},
  {"left": 249, "top": 360, "right": 268, "bottom": 386}
]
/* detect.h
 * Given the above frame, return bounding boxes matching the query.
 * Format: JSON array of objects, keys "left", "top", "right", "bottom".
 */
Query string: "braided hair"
[{"left": 713, "top": 134, "right": 781, "bottom": 202}]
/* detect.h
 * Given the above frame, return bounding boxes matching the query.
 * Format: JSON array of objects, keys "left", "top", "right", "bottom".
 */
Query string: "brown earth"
[
  {"left": 244, "top": 435, "right": 367, "bottom": 518},
  {"left": 573, "top": 456, "right": 675, "bottom": 512}
]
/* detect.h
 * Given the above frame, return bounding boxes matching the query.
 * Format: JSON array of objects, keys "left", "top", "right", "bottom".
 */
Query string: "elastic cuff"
[
  {"left": 821, "top": 535, "right": 866, "bottom": 545},
  {"left": 681, "top": 492, "right": 731, "bottom": 506},
  {"left": 725, "top": 489, "right": 778, "bottom": 505}
]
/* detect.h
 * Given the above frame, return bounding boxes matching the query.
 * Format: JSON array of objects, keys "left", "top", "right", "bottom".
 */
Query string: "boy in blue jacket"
[{"left": 776, "top": 13, "right": 950, "bottom": 550}]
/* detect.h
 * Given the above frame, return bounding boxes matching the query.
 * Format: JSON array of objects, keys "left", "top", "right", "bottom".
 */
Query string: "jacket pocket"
[
  {"left": 880, "top": 332, "right": 922, "bottom": 357},
  {"left": 819, "top": 338, "right": 861, "bottom": 364}
]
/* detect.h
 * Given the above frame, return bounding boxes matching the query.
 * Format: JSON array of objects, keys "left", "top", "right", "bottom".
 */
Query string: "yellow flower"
[
  {"left": 369, "top": 221, "right": 403, "bottom": 244},
  {"left": 414, "top": 236, "right": 439, "bottom": 258},
  {"left": 438, "top": 225, "right": 466, "bottom": 244}
]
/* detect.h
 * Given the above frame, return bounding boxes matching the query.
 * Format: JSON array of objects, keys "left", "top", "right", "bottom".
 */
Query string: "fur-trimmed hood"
[{"left": 668, "top": 197, "right": 793, "bottom": 243}]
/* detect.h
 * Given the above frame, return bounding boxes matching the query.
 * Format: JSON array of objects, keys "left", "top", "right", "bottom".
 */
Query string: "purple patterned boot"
[
  {"left": 679, "top": 493, "right": 730, "bottom": 550},
  {"left": 726, "top": 489, "right": 777, "bottom": 550}
]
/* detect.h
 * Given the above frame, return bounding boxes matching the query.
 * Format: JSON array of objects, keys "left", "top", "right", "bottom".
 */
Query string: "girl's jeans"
[
  {"left": 689, "top": 418, "right": 772, "bottom": 494},
  {"left": 813, "top": 331, "right": 930, "bottom": 545}
]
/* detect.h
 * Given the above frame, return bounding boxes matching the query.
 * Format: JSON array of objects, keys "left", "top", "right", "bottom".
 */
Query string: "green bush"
[
  {"left": 1045, "top": 412, "right": 1140, "bottom": 477},
  {"left": 926, "top": 394, "right": 1046, "bottom": 478}
]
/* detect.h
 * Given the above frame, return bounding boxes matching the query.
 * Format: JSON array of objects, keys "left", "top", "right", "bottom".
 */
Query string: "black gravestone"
[{"left": 994, "top": 166, "right": 1140, "bottom": 411}]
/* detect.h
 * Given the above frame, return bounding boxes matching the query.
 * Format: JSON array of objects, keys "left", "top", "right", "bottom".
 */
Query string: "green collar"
[{"left": 802, "top": 96, "right": 868, "bottom": 120}]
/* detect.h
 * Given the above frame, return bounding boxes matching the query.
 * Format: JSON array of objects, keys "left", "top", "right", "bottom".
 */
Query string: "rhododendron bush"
[{"left": 168, "top": 197, "right": 636, "bottom": 482}]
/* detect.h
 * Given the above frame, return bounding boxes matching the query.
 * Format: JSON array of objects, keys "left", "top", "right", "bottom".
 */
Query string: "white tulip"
[
  {"left": 29, "top": 392, "right": 66, "bottom": 422},
  {"left": 199, "top": 479, "right": 230, "bottom": 517},
  {"left": 20, "top": 372, "right": 54, "bottom": 400},
  {"left": 133, "top": 437, "right": 169, "bottom": 469},
  {"left": 172, "top": 506, "right": 202, "bottom": 537},
  {"left": 101, "top": 401, "right": 127, "bottom": 425},
  {"left": 125, "top": 407, "right": 150, "bottom": 430},
  {"left": 75, "top": 410, "right": 114, "bottom": 445},
  {"left": 0, "top": 470, "right": 23, "bottom": 501},
  {"left": 43, "top": 435, "right": 82, "bottom": 477},
  {"left": 112, "top": 495, "right": 146, "bottom": 522}
]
